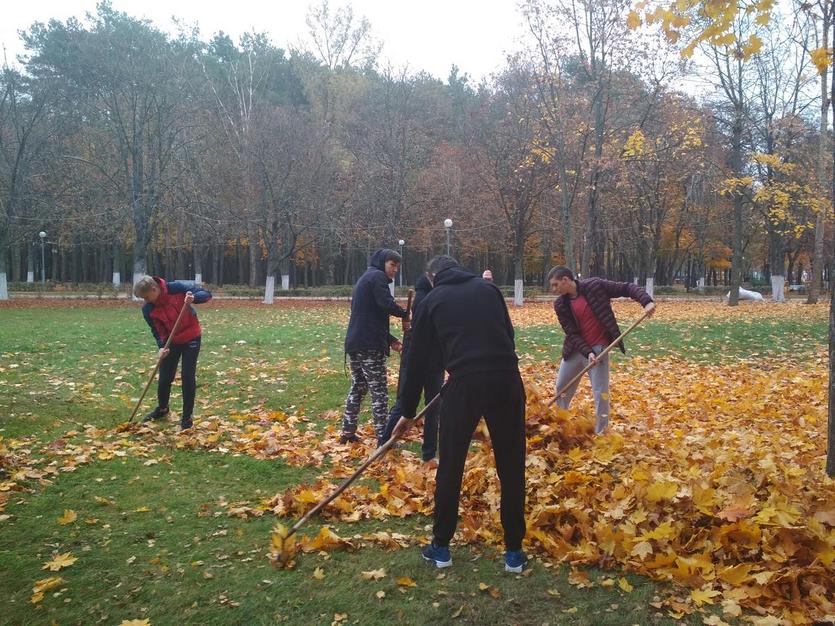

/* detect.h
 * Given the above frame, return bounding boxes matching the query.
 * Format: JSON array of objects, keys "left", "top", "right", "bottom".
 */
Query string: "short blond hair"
[{"left": 133, "top": 276, "right": 158, "bottom": 298}]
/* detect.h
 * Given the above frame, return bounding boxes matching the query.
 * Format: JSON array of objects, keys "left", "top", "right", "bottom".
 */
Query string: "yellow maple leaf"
[
  {"left": 42, "top": 552, "right": 77, "bottom": 571},
  {"left": 717, "top": 563, "right": 753, "bottom": 585},
  {"left": 618, "top": 577, "right": 633, "bottom": 593},
  {"left": 646, "top": 481, "right": 678, "bottom": 502},
  {"left": 30, "top": 576, "right": 64, "bottom": 603},
  {"left": 360, "top": 568, "right": 386, "bottom": 581},
  {"left": 396, "top": 576, "right": 417, "bottom": 587},
  {"left": 690, "top": 587, "right": 720, "bottom": 606},
  {"left": 57, "top": 509, "right": 77, "bottom": 525},
  {"left": 631, "top": 540, "right": 654, "bottom": 559},
  {"left": 313, "top": 567, "right": 325, "bottom": 580}
]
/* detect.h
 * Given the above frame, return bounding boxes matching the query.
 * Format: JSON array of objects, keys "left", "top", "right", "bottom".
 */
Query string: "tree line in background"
[{"left": 1, "top": 0, "right": 833, "bottom": 304}]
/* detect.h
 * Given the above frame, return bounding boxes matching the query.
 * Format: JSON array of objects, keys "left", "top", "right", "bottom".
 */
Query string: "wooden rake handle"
[
  {"left": 405, "top": 288, "right": 414, "bottom": 321},
  {"left": 549, "top": 308, "right": 652, "bottom": 406},
  {"left": 287, "top": 391, "right": 442, "bottom": 538},
  {"left": 127, "top": 297, "right": 191, "bottom": 423}
]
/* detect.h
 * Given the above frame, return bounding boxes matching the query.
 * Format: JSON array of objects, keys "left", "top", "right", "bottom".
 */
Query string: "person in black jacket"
[
  {"left": 390, "top": 256, "right": 527, "bottom": 573},
  {"left": 381, "top": 271, "right": 444, "bottom": 459},
  {"left": 340, "top": 249, "right": 409, "bottom": 444}
]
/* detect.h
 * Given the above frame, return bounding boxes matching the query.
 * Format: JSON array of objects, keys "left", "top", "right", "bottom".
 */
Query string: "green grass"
[
  {"left": 1, "top": 301, "right": 827, "bottom": 625},
  {"left": 515, "top": 314, "right": 826, "bottom": 363}
]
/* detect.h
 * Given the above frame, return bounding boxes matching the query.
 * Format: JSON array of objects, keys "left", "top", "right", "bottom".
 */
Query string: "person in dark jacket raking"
[
  {"left": 547, "top": 265, "right": 655, "bottom": 434},
  {"left": 134, "top": 275, "right": 212, "bottom": 431},
  {"left": 390, "top": 256, "right": 527, "bottom": 573},
  {"left": 381, "top": 270, "right": 444, "bottom": 461},
  {"left": 340, "top": 249, "right": 409, "bottom": 444}
]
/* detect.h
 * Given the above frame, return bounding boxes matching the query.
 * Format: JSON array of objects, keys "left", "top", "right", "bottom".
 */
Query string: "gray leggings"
[{"left": 555, "top": 345, "right": 609, "bottom": 434}]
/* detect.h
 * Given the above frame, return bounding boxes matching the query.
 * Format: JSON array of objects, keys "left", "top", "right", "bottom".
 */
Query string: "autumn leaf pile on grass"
[{"left": 3, "top": 300, "right": 832, "bottom": 623}]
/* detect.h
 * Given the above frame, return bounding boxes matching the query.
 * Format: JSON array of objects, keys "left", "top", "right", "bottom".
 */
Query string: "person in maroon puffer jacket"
[
  {"left": 547, "top": 266, "right": 655, "bottom": 434},
  {"left": 134, "top": 275, "right": 212, "bottom": 430}
]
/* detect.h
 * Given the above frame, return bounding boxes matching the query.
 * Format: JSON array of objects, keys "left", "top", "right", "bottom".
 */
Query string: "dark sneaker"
[
  {"left": 339, "top": 433, "right": 361, "bottom": 444},
  {"left": 504, "top": 550, "right": 527, "bottom": 573},
  {"left": 180, "top": 416, "right": 193, "bottom": 431},
  {"left": 421, "top": 542, "right": 452, "bottom": 569},
  {"left": 142, "top": 406, "right": 169, "bottom": 423}
]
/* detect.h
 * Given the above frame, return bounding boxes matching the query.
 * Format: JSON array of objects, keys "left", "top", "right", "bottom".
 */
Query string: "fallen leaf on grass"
[
  {"left": 31, "top": 576, "right": 64, "bottom": 603},
  {"left": 119, "top": 620, "right": 151, "bottom": 626},
  {"left": 618, "top": 577, "right": 633, "bottom": 593},
  {"left": 360, "top": 568, "right": 386, "bottom": 581},
  {"left": 375, "top": 590, "right": 385, "bottom": 599},
  {"left": 57, "top": 509, "right": 77, "bottom": 525},
  {"left": 42, "top": 553, "right": 77, "bottom": 571},
  {"left": 313, "top": 567, "right": 325, "bottom": 580},
  {"left": 396, "top": 576, "right": 416, "bottom": 587}
]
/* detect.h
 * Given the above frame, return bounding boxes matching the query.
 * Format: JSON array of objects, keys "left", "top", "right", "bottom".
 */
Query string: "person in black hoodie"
[
  {"left": 340, "top": 249, "right": 409, "bottom": 444},
  {"left": 381, "top": 270, "right": 444, "bottom": 459},
  {"left": 390, "top": 256, "right": 527, "bottom": 573}
]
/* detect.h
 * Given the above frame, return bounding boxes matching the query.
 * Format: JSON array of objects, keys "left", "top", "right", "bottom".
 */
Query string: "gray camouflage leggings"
[{"left": 342, "top": 350, "right": 389, "bottom": 440}]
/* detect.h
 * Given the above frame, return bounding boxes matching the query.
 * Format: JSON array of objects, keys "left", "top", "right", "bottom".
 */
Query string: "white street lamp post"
[
  {"left": 38, "top": 231, "right": 46, "bottom": 284},
  {"left": 398, "top": 239, "right": 405, "bottom": 287},
  {"left": 443, "top": 219, "right": 453, "bottom": 255}
]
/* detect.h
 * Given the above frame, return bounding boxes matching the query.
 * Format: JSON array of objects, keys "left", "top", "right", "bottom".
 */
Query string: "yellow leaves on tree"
[
  {"left": 809, "top": 47, "right": 832, "bottom": 76},
  {"left": 621, "top": 129, "right": 647, "bottom": 159},
  {"left": 629, "top": 1, "right": 773, "bottom": 60}
]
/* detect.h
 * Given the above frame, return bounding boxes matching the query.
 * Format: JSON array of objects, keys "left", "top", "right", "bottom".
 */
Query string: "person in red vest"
[
  {"left": 134, "top": 276, "right": 212, "bottom": 430},
  {"left": 547, "top": 266, "right": 655, "bottom": 434}
]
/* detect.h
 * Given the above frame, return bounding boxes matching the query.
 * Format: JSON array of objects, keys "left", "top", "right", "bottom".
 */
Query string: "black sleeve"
[
  {"left": 398, "top": 302, "right": 434, "bottom": 418},
  {"left": 372, "top": 274, "right": 407, "bottom": 318}
]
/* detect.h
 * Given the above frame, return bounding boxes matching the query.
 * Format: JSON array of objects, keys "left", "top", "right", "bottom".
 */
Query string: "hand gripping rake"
[{"left": 549, "top": 308, "right": 651, "bottom": 406}]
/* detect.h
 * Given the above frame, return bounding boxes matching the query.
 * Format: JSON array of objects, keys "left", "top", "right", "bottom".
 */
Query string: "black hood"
[
  {"left": 415, "top": 274, "right": 433, "bottom": 294},
  {"left": 369, "top": 249, "right": 391, "bottom": 272},
  {"left": 433, "top": 264, "right": 477, "bottom": 286}
]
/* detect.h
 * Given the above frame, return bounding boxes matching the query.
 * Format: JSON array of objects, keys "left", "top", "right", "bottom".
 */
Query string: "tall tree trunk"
[
  {"left": 582, "top": 86, "right": 605, "bottom": 279},
  {"left": 247, "top": 224, "right": 259, "bottom": 287},
  {"left": 0, "top": 228, "right": 9, "bottom": 300},
  {"left": 728, "top": 114, "right": 744, "bottom": 306},
  {"left": 27, "top": 243, "right": 34, "bottom": 283},
  {"left": 263, "top": 245, "right": 279, "bottom": 305},
  {"left": 194, "top": 245, "right": 203, "bottom": 284},
  {"left": 112, "top": 241, "right": 122, "bottom": 287},
  {"left": 810, "top": 12, "right": 831, "bottom": 305},
  {"left": 558, "top": 163, "right": 575, "bottom": 271},
  {"left": 828, "top": 14, "right": 835, "bottom": 476},
  {"left": 769, "top": 226, "right": 785, "bottom": 302},
  {"left": 10, "top": 242, "right": 21, "bottom": 282}
]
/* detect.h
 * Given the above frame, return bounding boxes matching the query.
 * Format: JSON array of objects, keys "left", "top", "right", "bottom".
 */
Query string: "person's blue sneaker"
[
  {"left": 421, "top": 542, "right": 452, "bottom": 568},
  {"left": 504, "top": 550, "right": 527, "bottom": 573}
]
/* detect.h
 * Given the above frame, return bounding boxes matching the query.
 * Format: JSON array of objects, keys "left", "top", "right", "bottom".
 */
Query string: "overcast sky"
[{"left": 1, "top": 0, "right": 527, "bottom": 82}]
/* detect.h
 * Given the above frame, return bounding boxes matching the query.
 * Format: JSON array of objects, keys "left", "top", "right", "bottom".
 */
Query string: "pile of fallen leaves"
[
  {"left": 266, "top": 354, "right": 833, "bottom": 623},
  {"left": 3, "top": 301, "right": 832, "bottom": 624}
]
